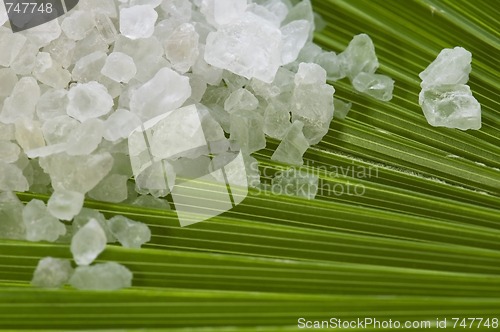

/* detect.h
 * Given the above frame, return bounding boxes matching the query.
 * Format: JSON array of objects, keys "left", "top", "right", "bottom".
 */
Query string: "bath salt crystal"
[
  {"left": 120, "top": 5, "right": 158, "bottom": 40},
  {"left": 103, "top": 109, "right": 142, "bottom": 142},
  {"left": 47, "top": 189, "right": 85, "bottom": 221},
  {"left": 280, "top": 20, "right": 310, "bottom": 65},
  {"left": 31, "top": 257, "right": 73, "bottom": 289},
  {"left": 69, "top": 262, "right": 132, "bottom": 291},
  {"left": 315, "top": 51, "right": 345, "bottom": 81},
  {"left": 67, "top": 82, "right": 114, "bottom": 122},
  {"left": 41, "top": 116, "right": 79, "bottom": 145},
  {"left": 0, "top": 77, "right": 40, "bottom": 124},
  {"left": 108, "top": 215, "right": 151, "bottom": 248},
  {"left": 271, "top": 120, "right": 309, "bottom": 166},
  {"left": 22, "top": 199, "right": 66, "bottom": 242},
  {"left": 73, "top": 208, "right": 116, "bottom": 243},
  {"left": 14, "top": 118, "right": 46, "bottom": 152},
  {"left": 33, "top": 53, "right": 71, "bottom": 89},
  {"left": 339, "top": 34, "right": 379, "bottom": 80},
  {"left": 66, "top": 119, "right": 104, "bottom": 156},
  {"left": 72, "top": 51, "right": 108, "bottom": 83},
  {"left": 0, "top": 141, "right": 21, "bottom": 164},
  {"left": 352, "top": 72, "right": 394, "bottom": 101},
  {"left": 101, "top": 52, "right": 137, "bottom": 83},
  {"left": 88, "top": 174, "right": 129, "bottom": 203},
  {"left": 272, "top": 168, "right": 319, "bottom": 200},
  {"left": 419, "top": 47, "right": 472, "bottom": 88},
  {"left": 71, "top": 218, "right": 107, "bottom": 266},
  {"left": 230, "top": 112, "right": 267, "bottom": 153},
  {"left": 164, "top": 23, "right": 199, "bottom": 74},
  {"left": 61, "top": 10, "right": 95, "bottom": 41},
  {"left": 263, "top": 99, "right": 292, "bottom": 140},
  {"left": 0, "top": 27, "right": 27, "bottom": 67},
  {"left": 0, "top": 69, "right": 19, "bottom": 105},
  {"left": 224, "top": 88, "right": 259, "bottom": 113},
  {"left": 36, "top": 89, "right": 68, "bottom": 122}
]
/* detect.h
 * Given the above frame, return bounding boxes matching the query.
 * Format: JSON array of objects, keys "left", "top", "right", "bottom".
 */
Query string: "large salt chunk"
[
  {"left": 129, "top": 67, "right": 191, "bottom": 121},
  {"left": 108, "top": 215, "right": 151, "bottom": 248},
  {"left": 33, "top": 52, "right": 71, "bottom": 89},
  {"left": 47, "top": 189, "right": 85, "bottom": 221},
  {"left": 120, "top": 5, "right": 158, "bottom": 40},
  {"left": 224, "top": 88, "right": 259, "bottom": 113},
  {"left": 42, "top": 116, "right": 79, "bottom": 145},
  {"left": 271, "top": 120, "right": 309, "bottom": 166},
  {"left": 280, "top": 20, "right": 310, "bottom": 65},
  {"left": 31, "top": 257, "right": 73, "bottom": 289},
  {"left": 272, "top": 168, "right": 319, "bottom": 200},
  {"left": 61, "top": 10, "right": 95, "bottom": 41},
  {"left": 0, "top": 27, "right": 27, "bottom": 67},
  {"left": 282, "top": 0, "right": 315, "bottom": 39},
  {"left": 419, "top": 47, "right": 472, "bottom": 88},
  {"left": 164, "top": 23, "right": 199, "bottom": 74},
  {"left": 0, "top": 161, "right": 29, "bottom": 192},
  {"left": 66, "top": 119, "right": 104, "bottom": 156},
  {"left": 67, "top": 82, "right": 114, "bottom": 122},
  {"left": 0, "top": 191, "right": 26, "bottom": 240},
  {"left": 22, "top": 199, "right": 66, "bottom": 242},
  {"left": 101, "top": 52, "right": 137, "bottom": 83},
  {"left": 339, "top": 34, "right": 379, "bottom": 80},
  {"left": 230, "top": 112, "right": 267, "bottom": 153},
  {"left": 419, "top": 84, "right": 481, "bottom": 131},
  {"left": 15, "top": 118, "right": 46, "bottom": 152},
  {"left": 0, "top": 77, "right": 40, "bottom": 124},
  {"left": 36, "top": 89, "right": 68, "bottom": 122},
  {"left": 352, "top": 72, "right": 394, "bottom": 101},
  {"left": 69, "top": 262, "right": 132, "bottom": 291},
  {"left": 205, "top": 12, "right": 282, "bottom": 83},
  {"left": 71, "top": 218, "right": 107, "bottom": 266}
]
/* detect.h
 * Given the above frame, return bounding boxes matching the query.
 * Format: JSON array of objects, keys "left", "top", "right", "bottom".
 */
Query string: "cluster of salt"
[
  {"left": 0, "top": 0, "right": 395, "bottom": 290},
  {"left": 419, "top": 47, "right": 481, "bottom": 130}
]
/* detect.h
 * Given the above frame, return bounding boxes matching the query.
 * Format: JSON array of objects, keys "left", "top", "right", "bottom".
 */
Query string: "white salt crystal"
[
  {"left": 419, "top": 47, "right": 472, "bottom": 88},
  {"left": 108, "top": 215, "right": 151, "bottom": 248},
  {"left": 339, "top": 34, "right": 379, "bottom": 80},
  {"left": 71, "top": 218, "right": 107, "bottom": 266},
  {"left": 0, "top": 191, "right": 26, "bottom": 240},
  {"left": 88, "top": 174, "right": 129, "bottom": 203},
  {"left": 22, "top": 199, "right": 66, "bottom": 242},
  {"left": 129, "top": 67, "right": 191, "bottom": 121},
  {"left": 315, "top": 51, "right": 345, "bottom": 81},
  {"left": 263, "top": 99, "right": 292, "bottom": 140},
  {"left": 213, "top": 0, "right": 247, "bottom": 26},
  {"left": 66, "top": 119, "right": 104, "bottom": 156},
  {"left": 164, "top": 23, "right": 199, "bottom": 74},
  {"left": 120, "top": 5, "right": 158, "bottom": 40},
  {"left": 73, "top": 208, "right": 115, "bottom": 243},
  {"left": 21, "top": 19, "right": 61, "bottom": 48},
  {"left": 0, "top": 27, "right": 27, "bottom": 67},
  {"left": 295, "top": 62, "right": 327, "bottom": 85},
  {"left": 93, "top": 12, "right": 118, "bottom": 44},
  {"left": 352, "top": 72, "right": 394, "bottom": 101},
  {"left": 160, "top": 0, "right": 192, "bottom": 23},
  {"left": 43, "top": 34, "right": 76, "bottom": 69},
  {"left": 271, "top": 120, "right": 309, "bottom": 166},
  {"left": 31, "top": 257, "right": 73, "bottom": 289},
  {"left": 192, "top": 45, "right": 223, "bottom": 86},
  {"left": 42, "top": 116, "right": 80, "bottom": 145},
  {"left": 224, "top": 88, "right": 259, "bottom": 113},
  {"left": 0, "top": 1, "right": 7, "bottom": 26},
  {"left": 69, "top": 262, "right": 132, "bottom": 291},
  {"left": 282, "top": 0, "right": 315, "bottom": 39},
  {"left": 0, "top": 77, "right": 40, "bottom": 124},
  {"left": 0, "top": 68, "right": 18, "bottom": 105},
  {"left": 33, "top": 52, "right": 72, "bottom": 89},
  {"left": 67, "top": 82, "right": 114, "bottom": 122},
  {"left": 272, "top": 168, "right": 319, "bottom": 199},
  {"left": 14, "top": 118, "right": 46, "bottom": 152},
  {"left": 47, "top": 189, "right": 85, "bottom": 221},
  {"left": 36, "top": 89, "right": 68, "bottom": 122},
  {"left": 134, "top": 160, "right": 176, "bottom": 198},
  {"left": 230, "top": 112, "right": 267, "bottom": 153},
  {"left": 61, "top": 10, "right": 95, "bottom": 41},
  {"left": 280, "top": 20, "right": 310, "bottom": 65},
  {"left": 72, "top": 51, "right": 107, "bottom": 83},
  {"left": 0, "top": 141, "right": 21, "bottom": 164},
  {"left": 101, "top": 52, "right": 137, "bottom": 83},
  {"left": 103, "top": 109, "right": 142, "bottom": 142},
  {"left": 333, "top": 99, "right": 352, "bottom": 120},
  {"left": 296, "top": 42, "right": 322, "bottom": 63}
]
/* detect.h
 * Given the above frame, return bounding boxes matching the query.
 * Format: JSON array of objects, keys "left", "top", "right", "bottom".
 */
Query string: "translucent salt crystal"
[
  {"left": 132, "top": 195, "right": 171, "bottom": 209},
  {"left": 0, "top": 191, "right": 26, "bottom": 240},
  {"left": 263, "top": 99, "right": 292, "bottom": 140},
  {"left": 66, "top": 119, "right": 104, "bottom": 156},
  {"left": 291, "top": 63, "right": 334, "bottom": 144},
  {"left": 333, "top": 99, "right": 352, "bottom": 120},
  {"left": 339, "top": 34, "right": 379, "bottom": 80},
  {"left": 88, "top": 174, "right": 129, "bottom": 203},
  {"left": 0, "top": 77, "right": 40, "bottom": 124},
  {"left": 296, "top": 42, "right": 322, "bottom": 63},
  {"left": 129, "top": 67, "right": 191, "bottom": 121},
  {"left": 164, "top": 23, "right": 199, "bottom": 74},
  {"left": 281, "top": 20, "right": 310, "bottom": 65},
  {"left": 39, "top": 152, "right": 114, "bottom": 193},
  {"left": 419, "top": 47, "right": 472, "bottom": 88},
  {"left": 71, "top": 218, "right": 107, "bottom": 266},
  {"left": 0, "top": 141, "right": 21, "bottom": 164},
  {"left": 0, "top": 27, "right": 27, "bottom": 67},
  {"left": 213, "top": 0, "right": 247, "bottom": 25},
  {"left": 186, "top": 74, "right": 207, "bottom": 103},
  {"left": 93, "top": 12, "right": 118, "bottom": 44},
  {"left": 251, "top": 67, "right": 296, "bottom": 99},
  {"left": 352, "top": 72, "right": 394, "bottom": 101},
  {"left": 15, "top": 118, "right": 46, "bottom": 152},
  {"left": 42, "top": 116, "right": 79, "bottom": 145},
  {"left": 21, "top": 18, "right": 61, "bottom": 48},
  {"left": 222, "top": 71, "right": 250, "bottom": 91},
  {"left": 108, "top": 215, "right": 151, "bottom": 248},
  {"left": 36, "top": 89, "right": 68, "bottom": 122},
  {"left": 103, "top": 109, "right": 142, "bottom": 142},
  {"left": 282, "top": 0, "right": 315, "bottom": 39},
  {"left": 135, "top": 160, "right": 176, "bottom": 198},
  {"left": 72, "top": 51, "right": 107, "bottom": 83},
  {"left": 22, "top": 199, "right": 66, "bottom": 242},
  {"left": 69, "top": 262, "right": 132, "bottom": 291},
  {"left": 73, "top": 208, "right": 115, "bottom": 243},
  {"left": 43, "top": 34, "right": 76, "bottom": 69},
  {"left": 33, "top": 52, "right": 71, "bottom": 89},
  {"left": 120, "top": 5, "right": 158, "bottom": 40},
  {"left": 0, "top": 123, "right": 15, "bottom": 141},
  {"left": 315, "top": 51, "right": 345, "bottom": 81},
  {"left": 230, "top": 112, "right": 267, "bottom": 153},
  {"left": 61, "top": 10, "right": 95, "bottom": 41},
  {"left": 0, "top": 68, "right": 19, "bottom": 104},
  {"left": 262, "top": 0, "right": 289, "bottom": 24},
  {"left": 101, "top": 52, "right": 137, "bottom": 83},
  {"left": 201, "top": 86, "right": 231, "bottom": 131},
  {"left": 419, "top": 84, "right": 481, "bottom": 131},
  {"left": 47, "top": 189, "right": 85, "bottom": 221},
  {"left": 79, "top": 0, "right": 118, "bottom": 18},
  {"left": 31, "top": 257, "right": 73, "bottom": 289},
  {"left": 73, "top": 30, "right": 109, "bottom": 63},
  {"left": 271, "top": 120, "right": 309, "bottom": 166},
  {"left": 247, "top": 3, "right": 282, "bottom": 27},
  {"left": 160, "top": 0, "right": 192, "bottom": 22},
  {"left": 67, "top": 82, "right": 114, "bottom": 122},
  {"left": 224, "top": 88, "right": 259, "bottom": 113},
  {"left": 205, "top": 12, "right": 282, "bottom": 83},
  {"left": 271, "top": 168, "right": 319, "bottom": 199},
  {"left": 192, "top": 45, "right": 223, "bottom": 86}
]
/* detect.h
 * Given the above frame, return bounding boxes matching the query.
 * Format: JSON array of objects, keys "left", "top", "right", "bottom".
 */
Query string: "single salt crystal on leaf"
[
  {"left": 0, "top": 191, "right": 26, "bottom": 240},
  {"left": 36, "top": 89, "right": 68, "bottom": 122},
  {"left": 73, "top": 208, "right": 115, "bottom": 243},
  {"left": 101, "top": 52, "right": 137, "bottom": 83},
  {"left": 164, "top": 23, "right": 199, "bottom": 74},
  {"left": 419, "top": 84, "right": 481, "bottom": 130},
  {"left": 47, "top": 189, "right": 85, "bottom": 221},
  {"left": 66, "top": 119, "right": 104, "bottom": 156},
  {"left": 103, "top": 109, "right": 142, "bottom": 141},
  {"left": 71, "top": 218, "right": 107, "bottom": 266},
  {"left": 0, "top": 162, "right": 29, "bottom": 192},
  {"left": 108, "top": 215, "right": 151, "bottom": 248},
  {"left": 120, "top": 5, "right": 158, "bottom": 40},
  {"left": 67, "top": 82, "right": 114, "bottom": 122},
  {"left": 224, "top": 88, "right": 259, "bottom": 113},
  {"left": 129, "top": 67, "right": 191, "bottom": 121},
  {"left": 280, "top": 20, "right": 310, "bottom": 65},
  {"left": 205, "top": 12, "right": 282, "bottom": 83},
  {"left": 352, "top": 72, "right": 394, "bottom": 101},
  {"left": 272, "top": 168, "right": 319, "bottom": 200},
  {"left": 333, "top": 99, "right": 352, "bottom": 120},
  {"left": 339, "top": 34, "right": 379, "bottom": 80},
  {"left": 419, "top": 47, "right": 472, "bottom": 88},
  {"left": 0, "top": 27, "right": 27, "bottom": 67},
  {"left": 22, "top": 199, "right": 66, "bottom": 242},
  {"left": 69, "top": 262, "right": 132, "bottom": 291},
  {"left": 61, "top": 10, "right": 95, "bottom": 41},
  {"left": 15, "top": 118, "right": 46, "bottom": 152},
  {"left": 230, "top": 112, "right": 267, "bottom": 153},
  {"left": 271, "top": 120, "right": 310, "bottom": 166},
  {"left": 0, "top": 141, "right": 21, "bottom": 164},
  {"left": 31, "top": 257, "right": 73, "bottom": 289},
  {"left": 0, "top": 77, "right": 40, "bottom": 124},
  {"left": 88, "top": 174, "right": 129, "bottom": 203}
]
